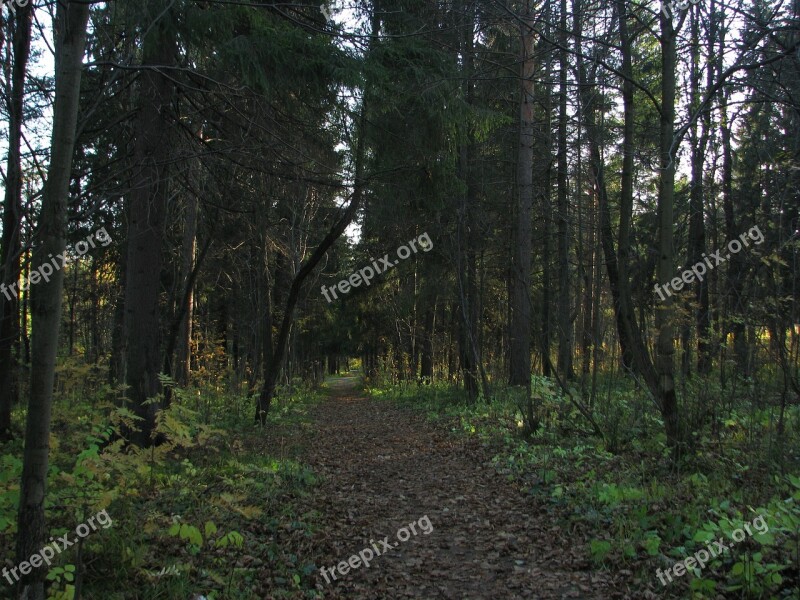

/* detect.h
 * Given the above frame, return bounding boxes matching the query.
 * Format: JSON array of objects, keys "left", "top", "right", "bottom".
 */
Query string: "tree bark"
[
  {"left": 455, "top": 0, "right": 486, "bottom": 402},
  {"left": 686, "top": 8, "right": 713, "bottom": 375},
  {"left": 575, "top": 2, "right": 656, "bottom": 393},
  {"left": 420, "top": 299, "right": 436, "bottom": 383},
  {"left": 175, "top": 193, "right": 198, "bottom": 385},
  {"left": 556, "top": 0, "right": 573, "bottom": 380},
  {"left": 510, "top": 2, "right": 536, "bottom": 394},
  {"left": 123, "top": 2, "right": 177, "bottom": 446},
  {"left": 15, "top": 3, "right": 89, "bottom": 598},
  {"left": 655, "top": 13, "right": 681, "bottom": 449},
  {"left": 0, "top": 1, "right": 33, "bottom": 441}
]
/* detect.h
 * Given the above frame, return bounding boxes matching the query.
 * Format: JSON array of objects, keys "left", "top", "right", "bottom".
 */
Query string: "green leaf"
[
  {"left": 753, "top": 531, "right": 774, "bottom": 545},
  {"left": 693, "top": 529, "right": 714, "bottom": 543},
  {"left": 227, "top": 531, "right": 244, "bottom": 549},
  {"left": 179, "top": 523, "right": 203, "bottom": 546},
  {"left": 204, "top": 521, "right": 218, "bottom": 537}
]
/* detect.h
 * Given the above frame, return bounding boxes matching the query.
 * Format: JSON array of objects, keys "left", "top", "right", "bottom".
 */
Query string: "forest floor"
[{"left": 299, "top": 375, "right": 629, "bottom": 599}]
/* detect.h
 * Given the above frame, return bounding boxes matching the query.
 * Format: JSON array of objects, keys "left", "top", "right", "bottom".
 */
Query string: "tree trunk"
[
  {"left": 556, "top": 0, "right": 573, "bottom": 380},
  {"left": 420, "top": 301, "right": 436, "bottom": 383},
  {"left": 687, "top": 9, "right": 713, "bottom": 375},
  {"left": 123, "top": 3, "right": 177, "bottom": 446},
  {"left": 256, "top": 185, "right": 364, "bottom": 420},
  {"left": 175, "top": 193, "right": 198, "bottom": 385},
  {"left": 0, "top": 1, "right": 32, "bottom": 441},
  {"left": 616, "top": 0, "right": 638, "bottom": 375},
  {"left": 575, "top": 1, "right": 656, "bottom": 393},
  {"left": 455, "top": 0, "right": 487, "bottom": 402},
  {"left": 15, "top": 3, "right": 89, "bottom": 598},
  {"left": 510, "top": 2, "right": 536, "bottom": 395},
  {"left": 717, "top": 58, "right": 748, "bottom": 377},
  {"left": 655, "top": 14, "right": 681, "bottom": 449}
]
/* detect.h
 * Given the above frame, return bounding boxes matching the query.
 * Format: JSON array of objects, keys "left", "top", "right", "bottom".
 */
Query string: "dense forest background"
[{"left": 0, "top": 0, "right": 799, "bottom": 598}]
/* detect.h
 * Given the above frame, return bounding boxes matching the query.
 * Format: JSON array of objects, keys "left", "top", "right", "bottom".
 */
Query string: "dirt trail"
[{"left": 305, "top": 376, "right": 621, "bottom": 599}]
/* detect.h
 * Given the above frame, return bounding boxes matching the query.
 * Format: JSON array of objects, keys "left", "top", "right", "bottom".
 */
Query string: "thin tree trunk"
[
  {"left": 176, "top": 193, "right": 198, "bottom": 385},
  {"left": 556, "top": 0, "right": 573, "bottom": 380},
  {"left": 687, "top": 7, "right": 712, "bottom": 375},
  {"left": 616, "top": 0, "right": 637, "bottom": 374},
  {"left": 717, "top": 55, "right": 748, "bottom": 377},
  {"left": 16, "top": 3, "right": 89, "bottom": 598},
  {"left": 420, "top": 300, "right": 436, "bottom": 383},
  {"left": 575, "top": 9, "right": 655, "bottom": 392}
]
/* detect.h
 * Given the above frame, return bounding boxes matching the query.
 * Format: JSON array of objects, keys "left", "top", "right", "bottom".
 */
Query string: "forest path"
[{"left": 304, "top": 375, "right": 622, "bottom": 599}]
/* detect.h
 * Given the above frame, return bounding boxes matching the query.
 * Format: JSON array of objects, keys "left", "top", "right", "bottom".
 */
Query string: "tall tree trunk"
[
  {"left": 715, "top": 35, "right": 748, "bottom": 377},
  {"left": 123, "top": 3, "right": 177, "bottom": 446},
  {"left": 510, "top": 2, "right": 535, "bottom": 394},
  {"left": 89, "top": 260, "right": 100, "bottom": 363},
  {"left": 575, "top": 1, "right": 656, "bottom": 394},
  {"left": 456, "top": 0, "right": 486, "bottom": 401},
  {"left": 0, "top": 1, "right": 32, "bottom": 441},
  {"left": 616, "top": 0, "right": 637, "bottom": 375},
  {"left": 574, "top": 64, "right": 593, "bottom": 381},
  {"left": 687, "top": 6, "right": 713, "bottom": 375},
  {"left": 15, "top": 3, "right": 89, "bottom": 598},
  {"left": 655, "top": 14, "right": 681, "bottom": 449},
  {"left": 556, "top": 0, "right": 573, "bottom": 380}
]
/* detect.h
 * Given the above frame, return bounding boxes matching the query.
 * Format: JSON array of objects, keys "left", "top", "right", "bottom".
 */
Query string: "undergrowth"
[
  {"left": 367, "top": 374, "right": 800, "bottom": 599},
  {"left": 0, "top": 365, "right": 326, "bottom": 600}
]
